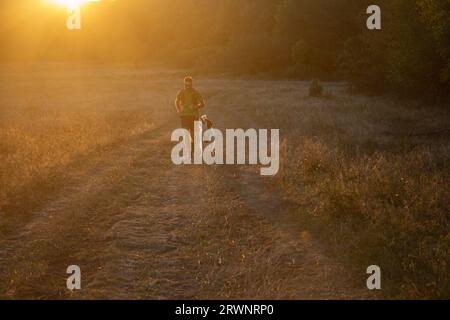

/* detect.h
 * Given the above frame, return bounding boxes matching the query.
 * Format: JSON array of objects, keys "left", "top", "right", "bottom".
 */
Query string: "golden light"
[{"left": 46, "top": 0, "right": 101, "bottom": 11}]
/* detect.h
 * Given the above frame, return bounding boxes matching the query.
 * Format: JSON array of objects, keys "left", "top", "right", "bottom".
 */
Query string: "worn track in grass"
[{"left": 0, "top": 78, "right": 372, "bottom": 300}]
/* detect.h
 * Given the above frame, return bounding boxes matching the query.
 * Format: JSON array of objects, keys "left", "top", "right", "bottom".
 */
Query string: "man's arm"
[
  {"left": 175, "top": 92, "right": 182, "bottom": 114},
  {"left": 195, "top": 92, "right": 205, "bottom": 110}
]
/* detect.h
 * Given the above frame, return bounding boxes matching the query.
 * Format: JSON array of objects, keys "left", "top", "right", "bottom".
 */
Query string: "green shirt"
[{"left": 177, "top": 88, "right": 204, "bottom": 117}]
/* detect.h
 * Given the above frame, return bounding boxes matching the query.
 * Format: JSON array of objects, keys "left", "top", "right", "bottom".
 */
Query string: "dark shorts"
[{"left": 180, "top": 115, "right": 198, "bottom": 139}]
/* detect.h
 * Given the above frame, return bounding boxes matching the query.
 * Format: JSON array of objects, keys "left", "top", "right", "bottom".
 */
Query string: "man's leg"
[
  {"left": 187, "top": 117, "right": 196, "bottom": 154},
  {"left": 181, "top": 116, "right": 196, "bottom": 154}
]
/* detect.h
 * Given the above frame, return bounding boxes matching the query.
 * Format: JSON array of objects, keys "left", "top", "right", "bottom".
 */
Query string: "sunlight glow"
[{"left": 47, "top": 0, "right": 101, "bottom": 11}]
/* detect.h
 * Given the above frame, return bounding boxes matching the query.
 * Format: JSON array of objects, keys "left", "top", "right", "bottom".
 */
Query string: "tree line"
[{"left": 1, "top": 0, "right": 449, "bottom": 98}]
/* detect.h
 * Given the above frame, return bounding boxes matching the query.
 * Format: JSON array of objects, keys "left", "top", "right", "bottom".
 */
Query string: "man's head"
[{"left": 184, "top": 76, "right": 193, "bottom": 90}]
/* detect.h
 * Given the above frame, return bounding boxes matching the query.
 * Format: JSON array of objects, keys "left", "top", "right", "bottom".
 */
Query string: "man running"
[{"left": 175, "top": 76, "right": 205, "bottom": 147}]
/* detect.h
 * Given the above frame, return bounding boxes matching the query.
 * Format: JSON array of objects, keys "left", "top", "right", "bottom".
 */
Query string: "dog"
[
  {"left": 199, "top": 114, "right": 215, "bottom": 152},
  {"left": 200, "top": 114, "right": 213, "bottom": 131}
]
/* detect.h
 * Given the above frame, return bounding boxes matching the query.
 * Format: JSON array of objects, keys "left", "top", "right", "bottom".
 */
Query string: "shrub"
[{"left": 309, "top": 79, "right": 323, "bottom": 97}]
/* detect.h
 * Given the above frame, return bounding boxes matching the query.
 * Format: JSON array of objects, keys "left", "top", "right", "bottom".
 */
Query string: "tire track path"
[{"left": 0, "top": 117, "right": 370, "bottom": 299}]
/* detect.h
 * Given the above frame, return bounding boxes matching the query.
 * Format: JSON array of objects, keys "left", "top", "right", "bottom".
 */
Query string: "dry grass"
[
  {"left": 0, "top": 64, "right": 178, "bottom": 210},
  {"left": 256, "top": 88, "right": 449, "bottom": 298},
  {"left": 0, "top": 110, "right": 154, "bottom": 207},
  {"left": 207, "top": 81, "right": 449, "bottom": 298},
  {"left": 0, "top": 65, "right": 448, "bottom": 299},
  {"left": 281, "top": 138, "right": 449, "bottom": 298}
]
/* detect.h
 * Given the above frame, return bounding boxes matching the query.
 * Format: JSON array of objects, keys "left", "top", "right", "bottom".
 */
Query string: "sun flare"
[{"left": 47, "top": 0, "right": 100, "bottom": 11}]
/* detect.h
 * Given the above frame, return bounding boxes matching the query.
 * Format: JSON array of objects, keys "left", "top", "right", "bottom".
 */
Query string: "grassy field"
[
  {"left": 244, "top": 87, "right": 449, "bottom": 298},
  {"left": 0, "top": 64, "right": 177, "bottom": 211},
  {"left": 209, "top": 80, "right": 449, "bottom": 298},
  {"left": 0, "top": 64, "right": 449, "bottom": 298}
]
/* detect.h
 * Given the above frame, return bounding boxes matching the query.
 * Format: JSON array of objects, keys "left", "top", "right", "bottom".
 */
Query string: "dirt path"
[{"left": 0, "top": 115, "right": 370, "bottom": 299}]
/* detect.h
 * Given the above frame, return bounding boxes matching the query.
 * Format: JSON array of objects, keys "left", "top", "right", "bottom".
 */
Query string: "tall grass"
[
  {"left": 274, "top": 92, "right": 449, "bottom": 298},
  {"left": 0, "top": 64, "right": 173, "bottom": 211},
  {"left": 0, "top": 109, "right": 154, "bottom": 209},
  {"left": 210, "top": 81, "right": 449, "bottom": 298},
  {"left": 1, "top": 66, "right": 448, "bottom": 298},
  {"left": 280, "top": 138, "right": 449, "bottom": 298}
]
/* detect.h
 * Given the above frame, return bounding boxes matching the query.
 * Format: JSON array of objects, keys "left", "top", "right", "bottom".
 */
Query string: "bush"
[{"left": 309, "top": 79, "right": 323, "bottom": 97}]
